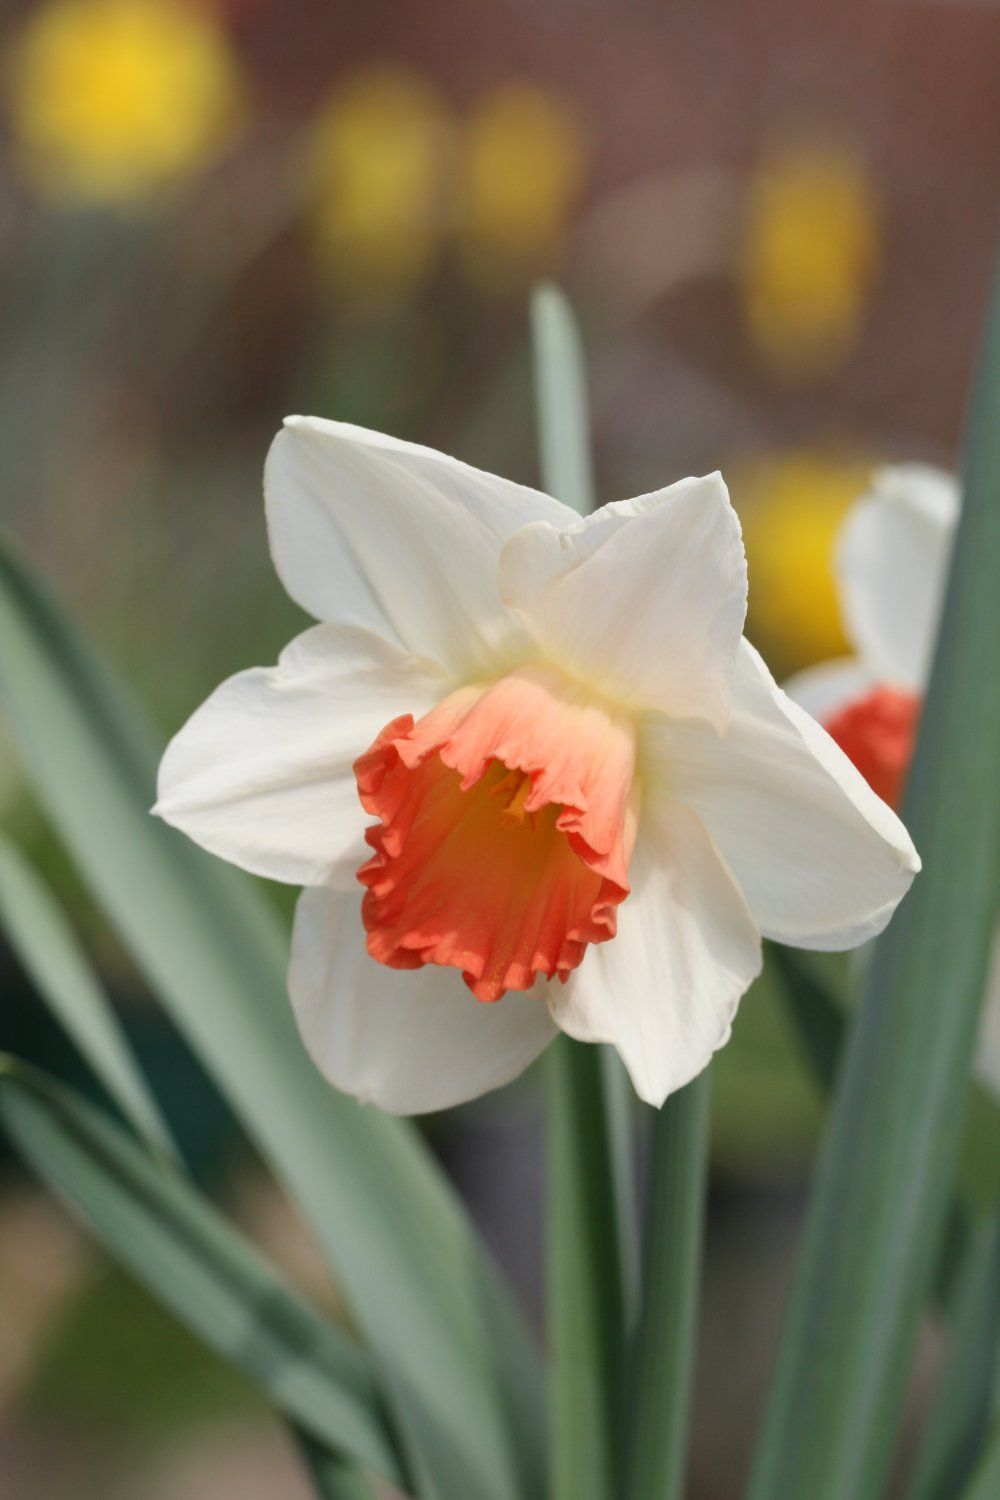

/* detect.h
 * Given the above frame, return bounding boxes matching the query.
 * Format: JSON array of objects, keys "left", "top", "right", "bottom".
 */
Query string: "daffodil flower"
[
  {"left": 6, "top": 0, "right": 244, "bottom": 205},
  {"left": 155, "top": 420, "right": 919, "bottom": 1113},
  {"left": 785, "top": 464, "right": 1000, "bottom": 1093}
]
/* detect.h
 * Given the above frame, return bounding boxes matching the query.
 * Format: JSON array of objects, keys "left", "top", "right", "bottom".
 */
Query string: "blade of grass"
[
  {"left": 745, "top": 258, "right": 1000, "bottom": 1500},
  {"left": 908, "top": 1207, "right": 1000, "bottom": 1500},
  {"left": 0, "top": 1056, "right": 405, "bottom": 1485},
  {"left": 531, "top": 284, "right": 635, "bottom": 1500},
  {"left": 0, "top": 531, "right": 543, "bottom": 1500},
  {"left": 625, "top": 1076, "right": 710, "bottom": 1500},
  {"left": 0, "top": 833, "right": 177, "bottom": 1161}
]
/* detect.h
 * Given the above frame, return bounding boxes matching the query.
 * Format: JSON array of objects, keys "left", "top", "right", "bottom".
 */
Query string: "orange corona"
[{"left": 355, "top": 665, "right": 640, "bottom": 1001}]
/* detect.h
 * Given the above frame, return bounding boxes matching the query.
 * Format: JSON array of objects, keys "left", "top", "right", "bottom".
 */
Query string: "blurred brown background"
[{"left": 0, "top": 0, "right": 995, "bottom": 1494}]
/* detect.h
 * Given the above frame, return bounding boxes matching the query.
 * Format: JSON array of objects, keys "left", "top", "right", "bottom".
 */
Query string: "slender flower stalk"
[
  {"left": 532, "top": 285, "right": 633, "bottom": 1500},
  {"left": 547, "top": 1037, "right": 629, "bottom": 1500},
  {"left": 626, "top": 1076, "right": 710, "bottom": 1500}
]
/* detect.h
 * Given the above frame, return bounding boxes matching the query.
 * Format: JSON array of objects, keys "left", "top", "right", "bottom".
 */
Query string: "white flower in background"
[
  {"left": 155, "top": 419, "right": 919, "bottom": 1113},
  {"left": 786, "top": 464, "right": 1000, "bottom": 1095}
]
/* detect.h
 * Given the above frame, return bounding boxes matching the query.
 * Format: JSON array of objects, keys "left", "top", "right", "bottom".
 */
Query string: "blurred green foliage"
[{"left": 23, "top": 1264, "right": 259, "bottom": 1439}]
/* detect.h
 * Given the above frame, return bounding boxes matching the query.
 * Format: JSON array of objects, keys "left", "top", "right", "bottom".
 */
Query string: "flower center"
[
  {"left": 823, "top": 684, "right": 921, "bottom": 811},
  {"left": 354, "top": 664, "right": 640, "bottom": 1002}
]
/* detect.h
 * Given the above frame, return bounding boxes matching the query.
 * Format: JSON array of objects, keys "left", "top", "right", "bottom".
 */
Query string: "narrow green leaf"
[
  {"left": 957, "top": 1082, "right": 1000, "bottom": 1215},
  {"left": 773, "top": 945, "right": 1000, "bottom": 1217},
  {"left": 0, "top": 532, "right": 543, "bottom": 1500},
  {"left": 602, "top": 1046, "right": 641, "bottom": 1335},
  {"left": 958, "top": 1423, "right": 1000, "bottom": 1500},
  {"left": 769, "top": 944, "right": 845, "bottom": 1095},
  {"left": 746, "top": 259, "right": 1000, "bottom": 1500},
  {"left": 0, "top": 839, "right": 385, "bottom": 1500},
  {"left": 530, "top": 282, "right": 637, "bottom": 1500},
  {"left": 547, "top": 1038, "right": 629, "bottom": 1500},
  {"left": 295, "top": 1434, "right": 379, "bottom": 1500},
  {"left": 908, "top": 1208, "right": 1000, "bottom": 1500},
  {"left": 626, "top": 1076, "right": 710, "bottom": 1500},
  {"left": 0, "top": 1056, "right": 405, "bottom": 1485},
  {"left": 772, "top": 943, "right": 1000, "bottom": 1307},
  {"left": 530, "top": 282, "right": 596, "bottom": 515},
  {"left": 0, "top": 833, "right": 176, "bottom": 1161}
]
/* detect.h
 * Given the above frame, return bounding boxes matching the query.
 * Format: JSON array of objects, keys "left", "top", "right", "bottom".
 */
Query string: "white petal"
[
  {"left": 974, "top": 926, "right": 1000, "bottom": 1101},
  {"left": 838, "top": 464, "right": 958, "bottom": 689},
  {"left": 155, "top": 625, "right": 447, "bottom": 886},
  {"left": 265, "top": 416, "right": 575, "bottom": 679},
  {"left": 649, "top": 641, "right": 920, "bottom": 951},
  {"left": 499, "top": 473, "right": 747, "bottom": 729},
  {"left": 783, "top": 657, "right": 874, "bottom": 721},
  {"left": 548, "top": 801, "right": 762, "bottom": 1106},
  {"left": 289, "top": 887, "right": 558, "bottom": 1114}
]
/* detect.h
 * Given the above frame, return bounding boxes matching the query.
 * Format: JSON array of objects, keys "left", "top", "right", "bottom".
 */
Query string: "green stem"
[
  {"left": 547, "top": 1039, "right": 629, "bottom": 1500},
  {"left": 530, "top": 282, "right": 637, "bottom": 1500},
  {"left": 295, "top": 1436, "right": 377, "bottom": 1500},
  {"left": 769, "top": 944, "right": 845, "bottom": 1094},
  {"left": 626, "top": 1076, "right": 710, "bottom": 1500},
  {"left": 603, "top": 1046, "right": 641, "bottom": 1337},
  {"left": 770, "top": 943, "right": 997, "bottom": 1313},
  {"left": 908, "top": 1208, "right": 1000, "bottom": 1500},
  {"left": 957, "top": 1421, "right": 1000, "bottom": 1500}
]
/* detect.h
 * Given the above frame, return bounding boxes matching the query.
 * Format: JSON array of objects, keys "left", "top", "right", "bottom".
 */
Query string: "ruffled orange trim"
[{"left": 355, "top": 666, "right": 639, "bottom": 1001}]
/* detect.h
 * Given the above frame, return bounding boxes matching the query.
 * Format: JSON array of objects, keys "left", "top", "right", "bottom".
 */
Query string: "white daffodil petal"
[
  {"left": 783, "top": 657, "right": 874, "bottom": 721},
  {"left": 974, "top": 928, "right": 1000, "bottom": 1101},
  {"left": 549, "top": 801, "right": 762, "bottom": 1106},
  {"left": 650, "top": 641, "right": 920, "bottom": 951},
  {"left": 155, "top": 624, "right": 447, "bottom": 887},
  {"left": 265, "top": 416, "right": 576, "bottom": 680},
  {"left": 838, "top": 464, "right": 958, "bottom": 689},
  {"left": 289, "top": 887, "right": 558, "bottom": 1114},
  {"left": 499, "top": 472, "right": 748, "bottom": 729}
]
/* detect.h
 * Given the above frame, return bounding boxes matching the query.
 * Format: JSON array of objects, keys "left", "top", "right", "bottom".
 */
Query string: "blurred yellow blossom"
[
  {"left": 740, "top": 142, "right": 880, "bottom": 377},
  {"left": 456, "top": 82, "right": 586, "bottom": 295},
  {"left": 5, "top": 0, "right": 245, "bottom": 204},
  {"left": 739, "top": 450, "right": 874, "bottom": 674},
  {"left": 306, "top": 65, "right": 455, "bottom": 303}
]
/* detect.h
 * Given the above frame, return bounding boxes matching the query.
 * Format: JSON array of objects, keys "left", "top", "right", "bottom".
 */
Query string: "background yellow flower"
[
  {"left": 5, "top": 0, "right": 244, "bottom": 204},
  {"left": 738, "top": 449, "right": 874, "bottom": 674},
  {"left": 456, "top": 82, "right": 586, "bottom": 295},
  {"left": 305, "top": 65, "right": 455, "bottom": 304},
  {"left": 740, "top": 141, "right": 880, "bottom": 378}
]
